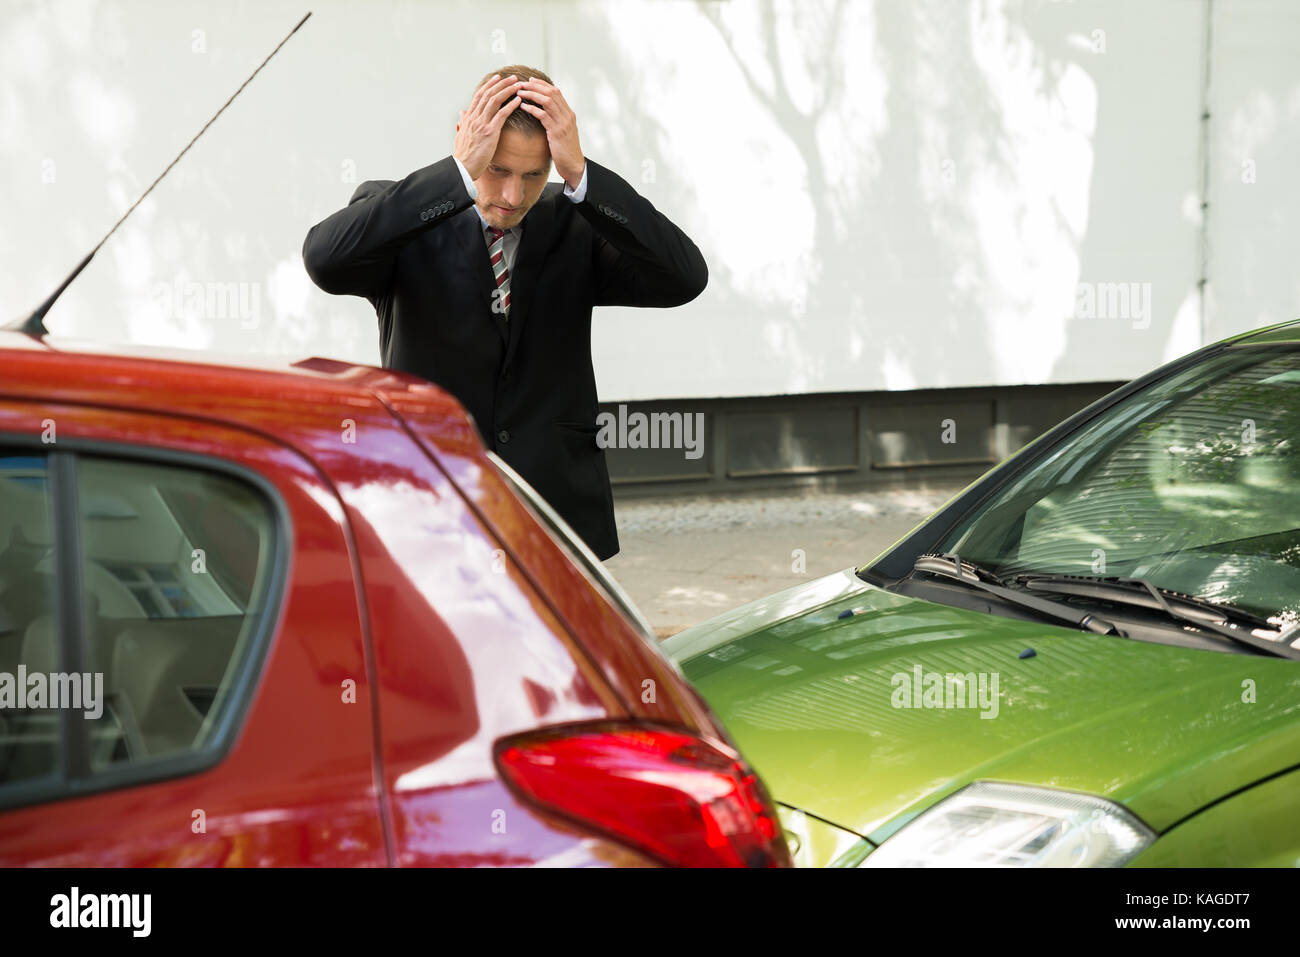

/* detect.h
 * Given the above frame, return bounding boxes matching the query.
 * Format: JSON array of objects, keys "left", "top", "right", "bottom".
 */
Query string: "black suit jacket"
[{"left": 301, "top": 155, "right": 707, "bottom": 560}]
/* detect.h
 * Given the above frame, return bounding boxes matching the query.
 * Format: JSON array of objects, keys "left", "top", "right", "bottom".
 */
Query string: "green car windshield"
[{"left": 936, "top": 345, "right": 1300, "bottom": 631}]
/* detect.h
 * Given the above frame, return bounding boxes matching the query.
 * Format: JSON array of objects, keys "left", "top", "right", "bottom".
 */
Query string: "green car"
[{"left": 664, "top": 321, "right": 1300, "bottom": 867}]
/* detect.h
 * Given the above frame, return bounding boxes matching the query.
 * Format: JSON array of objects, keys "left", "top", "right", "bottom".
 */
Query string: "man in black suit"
[{"left": 303, "top": 66, "right": 707, "bottom": 561}]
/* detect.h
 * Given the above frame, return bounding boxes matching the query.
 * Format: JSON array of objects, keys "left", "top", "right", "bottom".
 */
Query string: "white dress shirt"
[{"left": 452, "top": 156, "right": 588, "bottom": 275}]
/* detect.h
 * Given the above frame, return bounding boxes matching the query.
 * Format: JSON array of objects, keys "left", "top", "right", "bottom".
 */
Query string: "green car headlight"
[{"left": 861, "top": 782, "right": 1156, "bottom": 867}]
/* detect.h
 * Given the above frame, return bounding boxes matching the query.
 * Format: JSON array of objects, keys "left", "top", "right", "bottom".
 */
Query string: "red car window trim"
[{"left": 0, "top": 433, "right": 292, "bottom": 815}]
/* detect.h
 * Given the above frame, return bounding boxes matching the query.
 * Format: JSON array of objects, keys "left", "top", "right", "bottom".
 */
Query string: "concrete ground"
[{"left": 603, "top": 480, "right": 968, "bottom": 638}]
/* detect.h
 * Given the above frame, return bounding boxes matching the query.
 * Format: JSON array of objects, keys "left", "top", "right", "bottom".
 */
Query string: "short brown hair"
[{"left": 476, "top": 64, "right": 552, "bottom": 138}]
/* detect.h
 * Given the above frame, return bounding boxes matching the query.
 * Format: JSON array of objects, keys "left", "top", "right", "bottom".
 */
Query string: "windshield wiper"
[
  {"left": 1014, "top": 574, "right": 1300, "bottom": 661},
  {"left": 911, "top": 553, "right": 1119, "bottom": 635}
]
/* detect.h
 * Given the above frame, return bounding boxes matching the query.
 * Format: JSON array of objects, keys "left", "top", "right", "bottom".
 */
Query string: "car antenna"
[{"left": 7, "top": 11, "right": 313, "bottom": 338}]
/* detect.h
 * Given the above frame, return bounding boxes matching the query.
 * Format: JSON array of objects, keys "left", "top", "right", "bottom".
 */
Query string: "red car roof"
[{"left": 0, "top": 330, "right": 481, "bottom": 456}]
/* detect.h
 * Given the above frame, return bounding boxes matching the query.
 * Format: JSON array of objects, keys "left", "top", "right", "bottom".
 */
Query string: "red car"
[{"left": 0, "top": 332, "right": 788, "bottom": 867}]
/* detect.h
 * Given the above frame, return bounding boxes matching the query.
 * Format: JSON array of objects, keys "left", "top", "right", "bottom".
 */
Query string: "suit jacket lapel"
[
  {"left": 452, "top": 209, "right": 509, "bottom": 348},
  {"left": 503, "top": 187, "right": 561, "bottom": 367}
]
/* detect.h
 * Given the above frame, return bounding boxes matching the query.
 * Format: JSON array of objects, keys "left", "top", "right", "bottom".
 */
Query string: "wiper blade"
[
  {"left": 1016, "top": 574, "right": 1300, "bottom": 661},
  {"left": 911, "top": 553, "right": 1119, "bottom": 635},
  {"left": 1016, "top": 573, "right": 1273, "bottom": 627}
]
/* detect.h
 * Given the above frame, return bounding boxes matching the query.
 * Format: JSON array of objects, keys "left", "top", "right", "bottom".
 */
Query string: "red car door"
[{"left": 0, "top": 397, "right": 387, "bottom": 866}]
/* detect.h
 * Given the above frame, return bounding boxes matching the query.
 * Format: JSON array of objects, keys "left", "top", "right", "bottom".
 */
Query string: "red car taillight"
[{"left": 495, "top": 723, "right": 791, "bottom": 868}]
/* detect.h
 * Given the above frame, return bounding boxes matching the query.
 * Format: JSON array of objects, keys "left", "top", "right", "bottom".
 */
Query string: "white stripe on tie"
[{"left": 486, "top": 226, "right": 511, "bottom": 320}]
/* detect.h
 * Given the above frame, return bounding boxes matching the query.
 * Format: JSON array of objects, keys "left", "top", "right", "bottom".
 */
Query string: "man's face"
[{"left": 474, "top": 128, "right": 551, "bottom": 229}]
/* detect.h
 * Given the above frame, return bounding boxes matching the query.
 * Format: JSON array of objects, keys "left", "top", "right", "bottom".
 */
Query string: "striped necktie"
[{"left": 486, "top": 226, "right": 511, "bottom": 320}]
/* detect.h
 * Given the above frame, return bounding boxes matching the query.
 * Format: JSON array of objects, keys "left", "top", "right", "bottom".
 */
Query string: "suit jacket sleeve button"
[{"left": 496, "top": 429, "right": 511, "bottom": 444}]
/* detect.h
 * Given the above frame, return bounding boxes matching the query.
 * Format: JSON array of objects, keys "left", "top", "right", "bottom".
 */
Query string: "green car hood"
[{"left": 664, "top": 569, "right": 1300, "bottom": 842}]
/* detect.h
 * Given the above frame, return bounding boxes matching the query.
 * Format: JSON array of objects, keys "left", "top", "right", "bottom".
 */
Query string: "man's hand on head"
[
  {"left": 454, "top": 73, "right": 525, "bottom": 181},
  {"left": 516, "top": 80, "right": 586, "bottom": 190}
]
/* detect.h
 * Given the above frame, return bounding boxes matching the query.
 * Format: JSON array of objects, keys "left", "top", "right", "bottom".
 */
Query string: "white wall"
[
  {"left": 1205, "top": 0, "right": 1300, "bottom": 343},
  {"left": 2, "top": 0, "right": 1296, "bottom": 401}
]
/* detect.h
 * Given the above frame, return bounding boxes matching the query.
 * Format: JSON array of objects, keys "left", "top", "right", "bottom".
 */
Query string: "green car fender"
[{"left": 1130, "top": 768, "right": 1300, "bottom": 867}]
